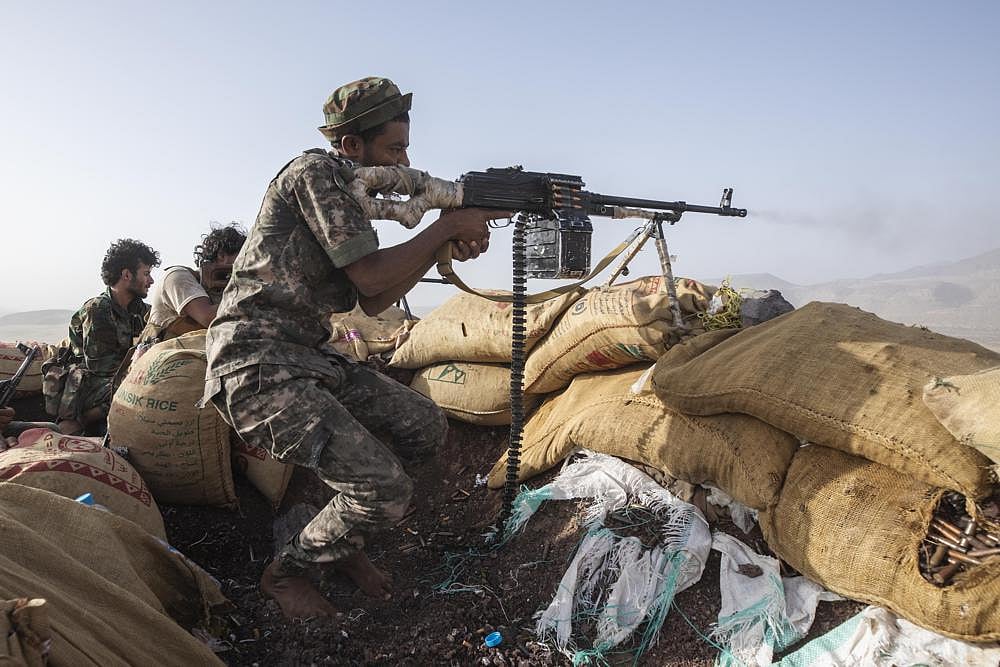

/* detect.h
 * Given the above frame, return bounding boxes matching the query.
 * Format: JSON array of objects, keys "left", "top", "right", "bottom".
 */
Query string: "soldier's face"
[
  {"left": 126, "top": 262, "right": 154, "bottom": 299},
  {"left": 359, "top": 121, "right": 410, "bottom": 168}
]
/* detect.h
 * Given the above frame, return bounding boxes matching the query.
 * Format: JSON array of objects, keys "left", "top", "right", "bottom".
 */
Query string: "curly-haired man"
[
  {"left": 141, "top": 223, "right": 247, "bottom": 344},
  {"left": 43, "top": 238, "right": 160, "bottom": 435}
]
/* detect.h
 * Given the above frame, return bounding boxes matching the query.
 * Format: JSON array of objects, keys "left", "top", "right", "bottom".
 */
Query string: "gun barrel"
[
  {"left": 590, "top": 193, "right": 747, "bottom": 217},
  {"left": 0, "top": 344, "right": 39, "bottom": 408}
]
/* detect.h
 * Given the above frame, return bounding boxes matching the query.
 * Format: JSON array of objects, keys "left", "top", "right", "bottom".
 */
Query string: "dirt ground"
[{"left": 12, "top": 387, "right": 863, "bottom": 666}]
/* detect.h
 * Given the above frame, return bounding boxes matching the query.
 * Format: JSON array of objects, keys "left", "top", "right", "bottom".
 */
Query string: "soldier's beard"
[{"left": 127, "top": 277, "right": 148, "bottom": 299}]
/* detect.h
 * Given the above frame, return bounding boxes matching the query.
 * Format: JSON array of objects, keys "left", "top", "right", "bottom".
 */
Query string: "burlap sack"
[
  {"left": 0, "top": 484, "right": 226, "bottom": 666},
  {"left": 389, "top": 288, "right": 583, "bottom": 369},
  {"left": 488, "top": 365, "right": 799, "bottom": 510},
  {"left": 109, "top": 331, "right": 237, "bottom": 507},
  {"left": 653, "top": 327, "right": 741, "bottom": 370},
  {"left": 923, "top": 367, "right": 1000, "bottom": 467},
  {"left": 523, "top": 276, "right": 714, "bottom": 394},
  {"left": 759, "top": 445, "right": 1000, "bottom": 642},
  {"left": 327, "top": 304, "right": 412, "bottom": 361},
  {"left": 231, "top": 438, "right": 294, "bottom": 509},
  {"left": 0, "top": 341, "right": 54, "bottom": 395},
  {"left": 0, "top": 428, "right": 166, "bottom": 539},
  {"left": 652, "top": 302, "right": 998, "bottom": 499},
  {"left": 410, "top": 362, "right": 537, "bottom": 426}
]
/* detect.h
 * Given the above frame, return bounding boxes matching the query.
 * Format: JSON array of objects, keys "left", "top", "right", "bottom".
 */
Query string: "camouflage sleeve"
[
  {"left": 293, "top": 159, "right": 379, "bottom": 268},
  {"left": 80, "top": 300, "right": 125, "bottom": 377}
]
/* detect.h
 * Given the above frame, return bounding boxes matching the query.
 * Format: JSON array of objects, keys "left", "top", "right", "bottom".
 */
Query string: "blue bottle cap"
[
  {"left": 75, "top": 493, "right": 95, "bottom": 505},
  {"left": 484, "top": 631, "right": 502, "bottom": 648}
]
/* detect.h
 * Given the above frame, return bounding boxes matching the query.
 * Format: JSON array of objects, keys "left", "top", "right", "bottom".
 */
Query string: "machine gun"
[
  {"left": 0, "top": 343, "right": 39, "bottom": 409},
  {"left": 342, "top": 163, "right": 747, "bottom": 528}
]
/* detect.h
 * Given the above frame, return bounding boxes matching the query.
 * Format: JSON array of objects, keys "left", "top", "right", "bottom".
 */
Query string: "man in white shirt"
[{"left": 143, "top": 224, "right": 247, "bottom": 343}]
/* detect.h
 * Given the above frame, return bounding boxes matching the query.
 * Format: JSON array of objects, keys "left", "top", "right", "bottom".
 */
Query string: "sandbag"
[
  {"left": 759, "top": 445, "right": 1000, "bottom": 642},
  {"left": 389, "top": 288, "right": 583, "bottom": 369},
  {"left": 0, "top": 428, "right": 166, "bottom": 539},
  {"left": 108, "top": 331, "right": 236, "bottom": 507},
  {"left": 652, "top": 302, "right": 998, "bottom": 499},
  {"left": 923, "top": 367, "right": 1000, "bottom": 467},
  {"left": 0, "top": 341, "right": 55, "bottom": 395},
  {"left": 523, "top": 276, "right": 714, "bottom": 394},
  {"left": 488, "top": 364, "right": 799, "bottom": 510},
  {"left": 0, "top": 484, "right": 226, "bottom": 666},
  {"left": 410, "top": 362, "right": 537, "bottom": 426},
  {"left": 231, "top": 438, "right": 294, "bottom": 509},
  {"left": 326, "top": 304, "right": 412, "bottom": 361}
]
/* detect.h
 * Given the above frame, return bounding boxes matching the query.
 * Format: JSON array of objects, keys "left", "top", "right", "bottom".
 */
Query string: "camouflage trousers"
[
  {"left": 211, "top": 358, "right": 447, "bottom": 570},
  {"left": 41, "top": 363, "right": 113, "bottom": 423}
]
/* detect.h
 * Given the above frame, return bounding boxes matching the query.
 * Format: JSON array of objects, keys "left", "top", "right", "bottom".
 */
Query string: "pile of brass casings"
[{"left": 922, "top": 494, "right": 1000, "bottom": 585}]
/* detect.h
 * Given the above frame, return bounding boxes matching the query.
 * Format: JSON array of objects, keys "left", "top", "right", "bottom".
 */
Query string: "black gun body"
[{"left": 459, "top": 167, "right": 747, "bottom": 219}]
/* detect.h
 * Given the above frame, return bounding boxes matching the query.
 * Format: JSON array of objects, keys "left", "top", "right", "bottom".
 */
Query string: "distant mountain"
[
  {"left": 0, "top": 309, "right": 74, "bottom": 344},
  {"left": 0, "top": 309, "right": 74, "bottom": 326},
  {"left": 723, "top": 247, "right": 1000, "bottom": 351},
  {"left": 706, "top": 272, "right": 802, "bottom": 293},
  {"left": 864, "top": 247, "right": 1000, "bottom": 281}
]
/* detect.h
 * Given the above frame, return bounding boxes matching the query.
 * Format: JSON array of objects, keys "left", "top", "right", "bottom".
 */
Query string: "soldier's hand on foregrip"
[
  {"left": 452, "top": 236, "right": 490, "bottom": 261},
  {"left": 0, "top": 406, "right": 14, "bottom": 428},
  {"left": 347, "top": 166, "right": 464, "bottom": 228}
]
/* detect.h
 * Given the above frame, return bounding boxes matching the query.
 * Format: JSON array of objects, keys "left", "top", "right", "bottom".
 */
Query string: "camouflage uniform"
[
  {"left": 204, "top": 141, "right": 446, "bottom": 569},
  {"left": 43, "top": 289, "right": 148, "bottom": 422}
]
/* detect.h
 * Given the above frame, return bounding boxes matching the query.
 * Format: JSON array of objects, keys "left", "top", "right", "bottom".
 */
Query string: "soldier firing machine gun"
[
  {"left": 0, "top": 343, "right": 39, "bottom": 410},
  {"left": 340, "top": 164, "right": 747, "bottom": 528}
]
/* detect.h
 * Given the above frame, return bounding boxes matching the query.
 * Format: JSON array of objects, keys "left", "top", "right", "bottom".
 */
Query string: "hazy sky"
[{"left": 2, "top": 1, "right": 998, "bottom": 313}]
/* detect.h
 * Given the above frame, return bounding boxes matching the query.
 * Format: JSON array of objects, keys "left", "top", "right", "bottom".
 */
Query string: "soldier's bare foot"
[
  {"left": 334, "top": 551, "right": 392, "bottom": 600},
  {"left": 260, "top": 560, "right": 338, "bottom": 620}
]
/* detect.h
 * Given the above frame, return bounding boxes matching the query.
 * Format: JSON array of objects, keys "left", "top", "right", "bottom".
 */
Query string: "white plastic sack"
[
  {"left": 712, "top": 532, "right": 841, "bottom": 667},
  {"left": 777, "top": 606, "right": 1000, "bottom": 667},
  {"left": 506, "top": 451, "right": 712, "bottom": 662}
]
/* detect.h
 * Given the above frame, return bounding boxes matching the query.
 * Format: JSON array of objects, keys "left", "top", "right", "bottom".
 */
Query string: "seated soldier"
[
  {"left": 44, "top": 239, "right": 160, "bottom": 436},
  {"left": 141, "top": 223, "right": 247, "bottom": 344}
]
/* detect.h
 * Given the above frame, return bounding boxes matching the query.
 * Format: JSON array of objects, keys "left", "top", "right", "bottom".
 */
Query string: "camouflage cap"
[{"left": 318, "top": 77, "right": 412, "bottom": 142}]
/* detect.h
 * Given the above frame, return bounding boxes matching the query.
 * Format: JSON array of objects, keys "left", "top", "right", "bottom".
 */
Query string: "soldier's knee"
[
  {"left": 427, "top": 407, "right": 447, "bottom": 446},
  {"left": 380, "top": 473, "right": 413, "bottom": 522}
]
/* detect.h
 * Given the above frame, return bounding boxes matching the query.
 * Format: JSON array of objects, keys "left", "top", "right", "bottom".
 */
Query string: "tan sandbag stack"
[
  {"left": 0, "top": 428, "right": 166, "bottom": 539},
  {"left": 410, "top": 362, "right": 539, "bottom": 426},
  {"left": 0, "top": 484, "right": 226, "bottom": 666},
  {"left": 0, "top": 340, "right": 56, "bottom": 395},
  {"left": 760, "top": 445, "right": 1000, "bottom": 642},
  {"left": 652, "top": 302, "right": 998, "bottom": 500},
  {"left": 488, "top": 364, "right": 799, "bottom": 511},
  {"left": 389, "top": 288, "right": 583, "bottom": 369},
  {"left": 327, "top": 304, "right": 413, "bottom": 362},
  {"left": 108, "top": 331, "right": 238, "bottom": 508},
  {"left": 923, "top": 366, "right": 1000, "bottom": 470},
  {"left": 523, "top": 276, "right": 716, "bottom": 394}
]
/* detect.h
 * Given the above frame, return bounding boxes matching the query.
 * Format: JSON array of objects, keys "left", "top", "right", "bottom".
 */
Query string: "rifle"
[
  {"left": 199, "top": 264, "right": 233, "bottom": 295},
  {"left": 0, "top": 343, "right": 39, "bottom": 409}
]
